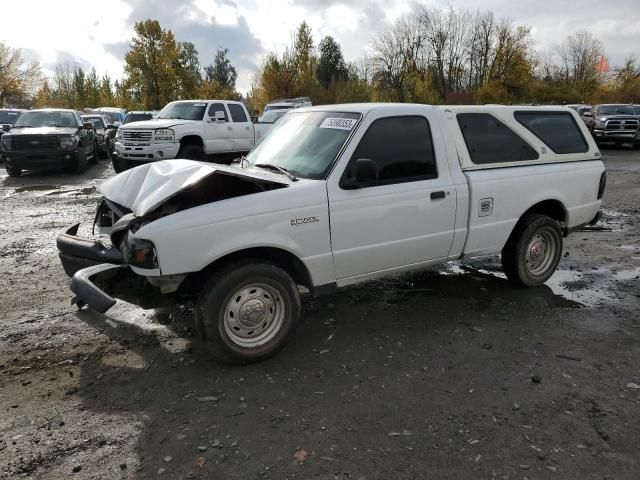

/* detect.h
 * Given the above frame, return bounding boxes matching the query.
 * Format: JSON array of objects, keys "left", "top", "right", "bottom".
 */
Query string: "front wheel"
[
  {"left": 195, "top": 262, "right": 301, "bottom": 364},
  {"left": 112, "top": 156, "right": 131, "bottom": 173},
  {"left": 501, "top": 214, "right": 563, "bottom": 287},
  {"left": 177, "top": 144, "right": 206, "bottom": 161},
  {"left": 74, "top": 150, "right": 88, "bottom": 173},
  {"left": 6, "top": 166, "right": 22, "bottom": 177}
]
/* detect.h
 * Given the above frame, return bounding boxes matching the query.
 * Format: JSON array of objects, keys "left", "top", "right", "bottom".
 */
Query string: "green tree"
[
  {"left": 85, "top": 68, "right": 101, "bottom": 107},
  {"left": 316, "top": 36, "right": 346, "bottom": 88},
  {"left": 72, "top": 66, "right": 86, "bottom": 108},
  {"left": 99, "top": 74, "right": 114, "bottom": 105},
  {"left": 204, "top": 48, "right": 237, "bottom": 90}
]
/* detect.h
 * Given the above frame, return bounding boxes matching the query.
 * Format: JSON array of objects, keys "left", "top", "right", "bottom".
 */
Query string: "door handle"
[
  {"left": 430, "top": 191, "right": 446, "bottom": 200},
  {"left": 227, "top": 126, "right": 232, "bottom": 131}
]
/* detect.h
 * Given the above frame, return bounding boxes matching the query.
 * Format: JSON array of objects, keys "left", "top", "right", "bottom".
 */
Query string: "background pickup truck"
[
  {"left": 58, "top": 104, "right": 605, "bottom": 364},
  {"left": 112, "top": 100, "right": 273, "bottom": 172},
  {"left": 584, "top": 104, "right": 640, "bottom": 148}
]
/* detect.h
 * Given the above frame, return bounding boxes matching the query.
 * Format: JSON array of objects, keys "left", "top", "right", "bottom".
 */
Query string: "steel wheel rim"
[
  {"left": 525, "top": 227, "right": 557, "bottom": 277},
  {"left": 223, "top": 283, "right": 285, "bottom": 348}
]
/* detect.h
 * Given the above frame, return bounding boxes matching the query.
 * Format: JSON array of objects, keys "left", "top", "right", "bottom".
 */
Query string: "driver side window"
[
  {"left": 208, "top": 103, "right": 229, "bottom": 121},
  {"left": 343, "top": 116, "right": 438, "bottom": 187}
]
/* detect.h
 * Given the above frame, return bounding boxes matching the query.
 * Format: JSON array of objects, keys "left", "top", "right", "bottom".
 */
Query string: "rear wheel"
[
  {"left": 75, "top": 150, "right": 88, "bottom": 173},
  {"left": 6, "top": 166, "right": 22, "bottom": 177},
  {"left": 501, "top": 214, "right": 563, "bottom": 287},
  {"left": 177, "top": 144, "right": 206, "bottom": 161},
  {"left": 89, "top": 140, "right": 99, "bottom": 164},
  {"left": 104, "top": 140, "right": 112, "bottom": 160},
  {"left": 195, "top": 261, "right": 301, "bottom": 364}
]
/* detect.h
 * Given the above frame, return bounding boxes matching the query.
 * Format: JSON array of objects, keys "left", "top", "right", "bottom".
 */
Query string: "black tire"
[
  {"left": 89, "top": 140, "right": 99, "bottom": 164},
  {"left": 6, "top": 166, "right": 22, "bottom": 177},
  {"left": 112, "top": 156, "right": 131, "bottom": 173},
  {"left": 195, "top": 261, "right": 301, "bottom": 364},
  {"left": 632, "top": 143, "right": 640, "bottom": 150},
  {"left": 104, "top": 140, "right": 112, "bottom": 160},
  {"left": 501, "top": 214, "right": 563, "bottom": 287},
  {"left": 177, "top": 144, "right": 206, "bottom": 161},
  {"left": 75, "top": 150, "right": 88, "bottom": 173}
]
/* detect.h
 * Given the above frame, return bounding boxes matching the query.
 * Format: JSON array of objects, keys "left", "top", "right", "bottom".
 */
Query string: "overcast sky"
[{"left": 3, "top": 0, "right": 640, "bottom": 94}]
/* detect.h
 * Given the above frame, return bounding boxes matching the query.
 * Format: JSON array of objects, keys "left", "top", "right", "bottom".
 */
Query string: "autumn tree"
[
  {"left": 176, "top": 41, "right": 201, "bottom": 98},
  {"left": 124, "top": 19, "right": 182, "bottom": 109},
  {"left": 0, "top": 42, "right": 41, "bottom": 107}
]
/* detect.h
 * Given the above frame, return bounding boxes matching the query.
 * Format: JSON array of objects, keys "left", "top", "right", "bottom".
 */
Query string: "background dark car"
[
  {"left": 0, "top": 109, "right": 25, "bottom": 139},
  {"left": 123, "top": 111, "right": 154, "bottom": 124},
  {"left": 1, "top": 109, "right": 98, "bottom": 177},
  {"left": 82, "top": 114, "right": 117, "bottom": 160}
]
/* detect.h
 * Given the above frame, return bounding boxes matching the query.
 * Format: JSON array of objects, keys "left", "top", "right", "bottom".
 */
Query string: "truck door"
[
  {"left": 327, "top": 112, "right": 457, "bottom": 281},
  {"left": 205, "top": 103, "right": 233, "bottom": 153},
  {"left": 227, "top": 103, "right": 254, "bottom": 152}
]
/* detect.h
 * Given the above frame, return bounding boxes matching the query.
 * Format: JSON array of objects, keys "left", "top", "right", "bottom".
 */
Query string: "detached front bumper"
[
  {"left": 57, "top": 224, "right": 123, "bottom": 277},
  {"left": 57, "top": 224, "right": 178, "bottom": 313}
]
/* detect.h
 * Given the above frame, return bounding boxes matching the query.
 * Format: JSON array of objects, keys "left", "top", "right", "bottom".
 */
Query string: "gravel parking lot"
[{"left": 1, "top": 149, "right": 639, "bottom": 479}]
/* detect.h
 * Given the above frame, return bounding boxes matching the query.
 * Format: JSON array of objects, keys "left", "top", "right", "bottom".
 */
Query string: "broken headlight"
[{"left": 122, "top": 232, "right": 159, "bottom": 269}]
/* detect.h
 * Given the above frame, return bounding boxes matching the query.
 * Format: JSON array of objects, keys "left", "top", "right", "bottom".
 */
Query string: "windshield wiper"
[
  {"left": 254, "top": 163, "right": 298, "bottom": 182},
  {"left": 232, "top": 156, "right": 249, "bottom": 168}
]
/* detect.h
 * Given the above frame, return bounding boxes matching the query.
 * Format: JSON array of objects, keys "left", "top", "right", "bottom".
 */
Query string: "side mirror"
[
  {"left": 341, "top": 158, "right": 378, "bottom": 189},
  {"left": 213, "top": 111, "right": 226, "bottom": 123},
  {"left": 106, "top": 124, "right": 117, "bottom": 130},
  {"left": 2, "top": 125, "right": 10, "bottom": 132},
  {"left": 82, "top": 122, "right": 94, "bottom": 130},
  {"left": 113, "top": 121, "right": 122, "bottom": 127},
  {"left": 583, "top": 112, "right": 593, "bottom": 118}
]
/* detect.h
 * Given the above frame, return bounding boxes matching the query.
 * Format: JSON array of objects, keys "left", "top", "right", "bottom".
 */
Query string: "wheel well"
[
  {"left": 180, "top": 135, "right": 204, "bottom": 148},
  {"left": 507, "top": 200, "right": 568, "bottom": 243},
  {"left": 522, "top": 200, "right": 567, "bottom": 225},
  {"left": 179, "top": 247, "right": 313, "bottom": 297}
]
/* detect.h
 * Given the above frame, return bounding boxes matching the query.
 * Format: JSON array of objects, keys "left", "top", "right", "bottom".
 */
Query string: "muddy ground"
[{"left": 0, "top": 149, "right": 639, "bottom": 480}]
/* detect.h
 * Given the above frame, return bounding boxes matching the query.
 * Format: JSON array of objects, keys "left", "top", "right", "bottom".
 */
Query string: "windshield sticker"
[
  {"left": 193, "top": 103, "right": 206, "bottom": 107},
  {"left": 320, "top": 117, "right": 356, "bottom": 130}
]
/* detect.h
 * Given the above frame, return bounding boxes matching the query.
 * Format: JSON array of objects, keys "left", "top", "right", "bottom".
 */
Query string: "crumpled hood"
[
  {"left": 99, "top": 160, "right": 290, "bottom": 217},
  {"left": 120, "top": 118, "right": 199, "bottom": 130},
  {"left": 6, "top": 126, "right": 78, "bottom": 136}
]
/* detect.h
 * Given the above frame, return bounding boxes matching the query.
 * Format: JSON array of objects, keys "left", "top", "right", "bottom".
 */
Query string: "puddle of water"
[
  {"left": 545, "top": 269, "right": 613, "bottom": 307},
  {"left": 613, "top": 268, "right": 640, "bottom": 281}
]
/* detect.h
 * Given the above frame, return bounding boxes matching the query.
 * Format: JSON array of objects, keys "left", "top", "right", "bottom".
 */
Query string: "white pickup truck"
[
  {"left": 57, "top": 103, "right": 605, "bottom": 364},
  {"left": 112, "top": 100, "right": 272, "bottom": 172}
]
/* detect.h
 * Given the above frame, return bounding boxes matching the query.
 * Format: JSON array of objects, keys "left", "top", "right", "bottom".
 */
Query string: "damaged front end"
[{"left": 56, "top": 160, "right": 289, "bottom": 313}]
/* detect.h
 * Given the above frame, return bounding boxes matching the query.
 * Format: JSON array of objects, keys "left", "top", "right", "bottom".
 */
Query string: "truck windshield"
[
  {"left": 597, "top": 105, "right": 636, "bottom": 115},
  {"left": 247, "top": 111, "right": 361, "bottom": 179},
  {"left": 0, "top": 111, "right": 21, "bottom": 124},
  {"left": 157, "top": 102, "right": 206, "bottom": 120},
  {"left": 13, "top": 111, "right": 77, "bottom": 128},
  {"left": 124, "top": 112, "right": 153, "bottom": 124}
]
